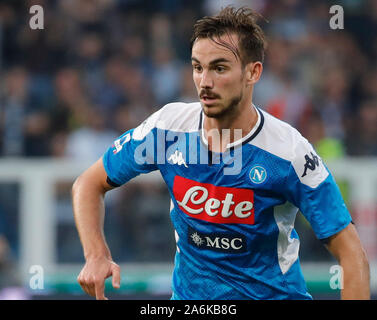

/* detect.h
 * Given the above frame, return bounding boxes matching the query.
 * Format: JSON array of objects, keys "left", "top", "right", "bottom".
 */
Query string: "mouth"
[{"left": 200, "top": 95, "right": 219, "bottom": 105}]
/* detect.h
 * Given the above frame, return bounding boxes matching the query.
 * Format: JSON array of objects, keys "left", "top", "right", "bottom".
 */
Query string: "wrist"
[{"left": 84, "top": 246, "right": 112, "bottom": 261}]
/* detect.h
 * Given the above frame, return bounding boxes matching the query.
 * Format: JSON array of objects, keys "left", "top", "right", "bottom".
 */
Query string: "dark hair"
[{"left": 191, "top": 6, "right": 267, "bottom": 65}]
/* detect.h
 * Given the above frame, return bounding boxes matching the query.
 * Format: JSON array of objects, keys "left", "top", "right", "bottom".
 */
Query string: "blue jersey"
[{"left": 103, "top": 102, "right": 352, "bottom": 300}]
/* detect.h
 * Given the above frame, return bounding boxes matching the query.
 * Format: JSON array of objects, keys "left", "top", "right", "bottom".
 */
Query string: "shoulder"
[
  {"left": 251, "top": 108, "right": 304, "bottom": 161},
  {"left": 133, "top": 102, "right": 201, "bottom": 140},
  {"left": 157, "top": 101, "right": 202, "bottom": 131},
  {"left": 251, "top": 108, "right": 329, "bottom": 188}
]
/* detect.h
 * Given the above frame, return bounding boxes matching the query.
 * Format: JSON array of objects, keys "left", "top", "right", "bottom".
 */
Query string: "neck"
[{"left": 203, "top": 96, "right": 258, "bottom": 152}]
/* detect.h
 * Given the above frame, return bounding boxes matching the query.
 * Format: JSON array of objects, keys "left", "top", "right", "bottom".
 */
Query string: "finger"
[
  {"left": 81, "top": 276, "right": 96, "bottom": 298},
  {"left": 85, "top": 283, "right": 96, "bottom": 298},
  {"left": 84, "top": 280, "right": 96, "bottom": 297},
  {"left": 77, "top": 275, "right": 92, "bottom": 297},
  {"left": 111, "top": 263, "right": 121, "bottom": 289},
  {"left": 95, "top": 279, "right": 106, "bottom": 300}
]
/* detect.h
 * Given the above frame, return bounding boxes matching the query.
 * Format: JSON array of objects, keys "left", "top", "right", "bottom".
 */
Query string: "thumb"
[{"left": 111, "top": 263, "right": 121, "bottom": 289}]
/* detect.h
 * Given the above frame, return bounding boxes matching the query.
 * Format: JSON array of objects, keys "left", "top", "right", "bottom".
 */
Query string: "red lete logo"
[{"left": 173, "top": 176, "right": 255, "bottom": 225}]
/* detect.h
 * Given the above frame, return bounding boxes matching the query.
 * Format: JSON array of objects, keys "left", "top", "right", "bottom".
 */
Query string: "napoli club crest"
[{"left": 249, "top": 166, "right": 267, "bottom": 184}]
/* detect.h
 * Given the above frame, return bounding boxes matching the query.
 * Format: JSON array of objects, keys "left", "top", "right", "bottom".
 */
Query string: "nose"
[{"left": 200, "top": 70, "right": 214, "bottom": 89}]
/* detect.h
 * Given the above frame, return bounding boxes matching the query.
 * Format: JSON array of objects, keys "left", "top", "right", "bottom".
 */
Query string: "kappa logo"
[
  {"left": 188, "top": 227, "right": 247, "bottom": 253},
  {"left": 249, "top": 165, "right": 267, "bottom": 184},
  {"left": 168, "top": 150, "right": 188, "bottom": 168},
  {"left": 301, "top": 152, "right": 320, "bottom": 177}
]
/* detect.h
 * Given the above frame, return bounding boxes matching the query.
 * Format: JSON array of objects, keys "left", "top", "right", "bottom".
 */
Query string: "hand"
[{"left": 77, "top": 256, "right": 121, "bottom": 300}]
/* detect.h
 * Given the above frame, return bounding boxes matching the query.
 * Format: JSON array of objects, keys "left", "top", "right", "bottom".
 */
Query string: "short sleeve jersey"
[{"left": 103, "top": 102, "right": 352, "bottom": 300}]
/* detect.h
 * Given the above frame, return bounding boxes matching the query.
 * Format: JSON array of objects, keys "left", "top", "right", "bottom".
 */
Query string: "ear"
[{"left": 245, "top": 62, "right": 263, "bottom": 86}]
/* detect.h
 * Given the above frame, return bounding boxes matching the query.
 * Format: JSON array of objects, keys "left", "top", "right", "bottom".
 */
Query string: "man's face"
[{"left": 191, "top": 34, "right": 246, "bottom": 119}]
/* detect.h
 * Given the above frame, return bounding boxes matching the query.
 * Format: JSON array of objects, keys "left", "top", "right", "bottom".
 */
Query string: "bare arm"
[
  {"left": 72, "top": 157, "right": 120, "bottom": 300},
  {"left": 325, "top": 223, "right": 370, "bottom": 299}
]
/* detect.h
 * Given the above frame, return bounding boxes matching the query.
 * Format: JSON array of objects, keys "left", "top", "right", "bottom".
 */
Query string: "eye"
[
  {"left": 215, "top": 65, "right": 226, "bottom": 73},
  {"left": 193, "top": 64, "right": 202, "bottom": 72}
]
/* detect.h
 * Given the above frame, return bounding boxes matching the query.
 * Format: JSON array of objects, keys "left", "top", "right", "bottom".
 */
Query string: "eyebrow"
[{"left": 191, "top": 57, "right": 231, "bottom": 65}]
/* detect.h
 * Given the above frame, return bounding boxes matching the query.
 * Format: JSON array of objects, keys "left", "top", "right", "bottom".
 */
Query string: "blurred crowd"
[
  {"left": 0, "top": 0, "right": 376, "bottom": 270},
  {"left": 0, "top": 0, "right": 376, "bottom": 162},
  {"left": 0, "top": 0, "right": 201, "bottom": 162}
]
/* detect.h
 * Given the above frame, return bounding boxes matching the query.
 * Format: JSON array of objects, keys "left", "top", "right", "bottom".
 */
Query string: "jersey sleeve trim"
[
  {"left": 102, "top": 152, "right": 126, "bottom": 187},
  {"left": 106, "top": 176, "right": 120, "bottom": 188},
  {"left": 316, "top": 219, "right": 352, "bottom": 241},
  {"left": 319, "top": 220, "right": 354, "bottom": 244}
]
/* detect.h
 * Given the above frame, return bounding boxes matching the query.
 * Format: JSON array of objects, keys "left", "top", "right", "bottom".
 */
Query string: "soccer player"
[{"left": 72, "top": 7, "right": 370, "bottom": 300}]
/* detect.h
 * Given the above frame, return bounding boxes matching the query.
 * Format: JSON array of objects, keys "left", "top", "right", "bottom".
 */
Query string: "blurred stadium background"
[{"left": 0, "top": 0, "right": 376, "bottom": 300}]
